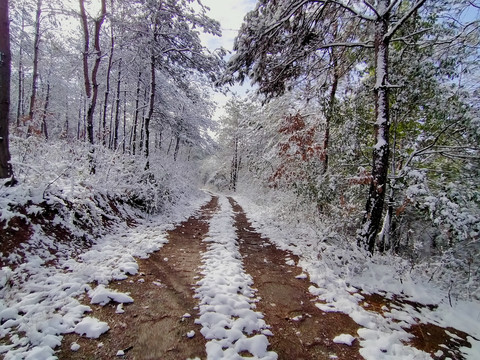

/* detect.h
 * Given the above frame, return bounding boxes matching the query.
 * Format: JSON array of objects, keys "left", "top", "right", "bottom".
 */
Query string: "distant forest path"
[{"left": 58, "top": 194, "right": 362, "bottom": 359}]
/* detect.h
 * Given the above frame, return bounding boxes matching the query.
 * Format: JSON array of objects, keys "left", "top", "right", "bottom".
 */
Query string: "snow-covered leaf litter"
[
  {"left": 0, "top": 195, "right": 209, "bottom": 360},
  {"left": 232, "top": 194, "right": 480, "bottom": 360},
  {"left": 194, "top": 195, "right": 277, "bottom": 360}
]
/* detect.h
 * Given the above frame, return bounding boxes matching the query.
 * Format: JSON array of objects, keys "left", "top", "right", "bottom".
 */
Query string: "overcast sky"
[
  {"left": 200, "top": 0, "right": 257, "bottom": 52},
  {"left": 199, "top": 0, "right": 258, "bottom": 121}
]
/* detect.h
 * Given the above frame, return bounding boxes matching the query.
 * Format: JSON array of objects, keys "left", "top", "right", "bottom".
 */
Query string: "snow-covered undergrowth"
[
  {"left": 194, "top": 195, "right": 277, "bottom": 360},
  {"left": 0, "top": 136, "right": 210, "bottom": 359},
  {"left": 232, "top": 188, "right": 480, "bottom": 360}
]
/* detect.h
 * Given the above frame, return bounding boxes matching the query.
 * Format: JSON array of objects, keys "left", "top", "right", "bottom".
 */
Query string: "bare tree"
[{"left": 79, "top": 0, "right": 106, "bottom": 146}]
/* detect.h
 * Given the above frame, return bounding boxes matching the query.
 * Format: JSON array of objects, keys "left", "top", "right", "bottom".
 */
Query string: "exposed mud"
[
  {"left": 228, "top": 197, "right": 363, "bottom": 360},
  {"left": 360, "top": 292, "right": 474, "bottom": 360},
  {"left": 57, "top": 197, "right": 219, "bottom": 360}
]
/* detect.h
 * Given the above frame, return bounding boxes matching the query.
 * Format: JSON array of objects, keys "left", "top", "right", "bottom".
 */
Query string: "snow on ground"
[
  {"left": 194, "top": 195, "right": 277, "bottom": 360},
  {"left": 0, "top": 194, "right": 209, "bottom": 360},
  {"left": 233, "top": 194, "right": 480, "bottom": 360}
]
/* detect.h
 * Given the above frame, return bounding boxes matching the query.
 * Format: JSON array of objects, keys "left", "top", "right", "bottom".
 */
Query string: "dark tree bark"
[
  {"left": 0, "top": 0, "right": 12, "bottom": 179},
  {"left": 79, "top": 0, "right": 106, "bottom": 146},
  {"left": 64, "top": 94, "right": 69, "bottom": 138},
  {"left": 113, "top": 60, "right": 122, "bottom": 150},
  {"left": 230, "top": 136, "right": 239, "bottom": 191},
  {"left": 173, "top": 135, "right": 180, "bottom": 161},
  {"left": 144, "top": 53, "right": 156, "bottom": 170},
  {"left": 132, "top": 71, "right": 141, "bottom": 155},
  {"left": 27, "top": 0, "right": 42, "bottom": 136},
  {"left": 41, "top": 81, "right": 50, "bottom": 140},
  {"left": 139, "top": 87, "right": 147, "bottom": 152},
  {"left": 122, "top": 88, "right": 126, "bottom": 153}
]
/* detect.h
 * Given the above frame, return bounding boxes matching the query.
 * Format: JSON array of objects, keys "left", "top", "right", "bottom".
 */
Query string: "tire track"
[{"left": 228, "top": 197, "right": 363, "bottom": 360}]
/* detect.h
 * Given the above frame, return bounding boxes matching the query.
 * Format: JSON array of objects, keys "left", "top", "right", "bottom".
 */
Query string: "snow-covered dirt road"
[
  {"left": 3, "top": 193, "right": 478, "bottom": 359},
  {"left": 57, "top": 194, "right": 366, "bottom": 359}
]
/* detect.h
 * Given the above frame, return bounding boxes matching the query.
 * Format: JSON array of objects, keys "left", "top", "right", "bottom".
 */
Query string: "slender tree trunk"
[
  {"left": 83, "top": 97, "right": 86, "bottom": 141},
  {"left": 173, "top": 135, "right": 180, "bottom": 161},
  {"left": 157, "top": 130, "right": 162, "bottom": 150},
  {"left": 27, "top": 0, "right": 42, "bottom": 136},
  {"left": 358, "top": 0, "right": 391, "bottom": 254},
  {"left": 64, "top": 94, "right": 69, "bottom": 138},
  {"left": 139, "top": 87, "right": 147, "bottom": 152},
  {"left": 102, "top": 13, "right": 115, "bottom": 146},
  {"left": 16, "top": 15, "right": 25, "bottom": 128},
  {"left": 230, "top": 136, "right": 239, "bottom": 191},
  {"left": 122, "top": 89, "right": 126, "bottom": 153},
  {"left": 167, "top": 136, "right": 173, "bottom": 155},
  {"left": 144, "top": 53, "right": 156, "bottom": 170},
  {"left": 132, "top": 71, "right": 141, "bottom": 155},
  {"left": 77, "top": 101, "right": 81, "bottom": 140},
  {"left": 113, "top": 60, "right": 122, "bottom": 150},
  {"left": 0, "top": 0, "right": 12, "bottom": 180},
  {"left": 79, "top": 0, "right": 106, "bottom": 173},
  {"left": 41, "top": 81, "right": 50, "bottom": 140},
  {"left": 323, "top": 50, "right": 339, "bottom": 174}
]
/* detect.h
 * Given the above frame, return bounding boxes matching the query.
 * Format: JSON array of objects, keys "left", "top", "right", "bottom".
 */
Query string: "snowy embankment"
[
  {"left": 194, "top": 195, "right": 277, "bottom": 360},
  {"left": 0, "top": 194, "right": 209, "bottom": 360},
  {"left": 233, "top": 194, "right": 480, "bottom": 360}
]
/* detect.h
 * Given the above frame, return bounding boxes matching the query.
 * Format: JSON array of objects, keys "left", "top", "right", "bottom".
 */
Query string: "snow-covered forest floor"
[{"left": 1, "top": 148, "right": 479, "bottom": 360}]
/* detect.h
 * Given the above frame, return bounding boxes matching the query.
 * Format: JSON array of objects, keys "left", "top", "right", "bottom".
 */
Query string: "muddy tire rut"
[
  {"left": 58, "top": 197, "right": 219, "bottom": 360},
  {"left": 228, "top": 197, "right": 362, "bottom": 360}
]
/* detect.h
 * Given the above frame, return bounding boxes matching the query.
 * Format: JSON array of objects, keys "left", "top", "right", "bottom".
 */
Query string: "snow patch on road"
[{"left": 194, "top": 195, "right": 277, "bottom": 360}]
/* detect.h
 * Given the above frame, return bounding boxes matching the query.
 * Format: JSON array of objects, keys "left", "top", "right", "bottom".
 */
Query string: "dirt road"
[{"left": 58, "top": 195, "right": 471, "bottom": 360}]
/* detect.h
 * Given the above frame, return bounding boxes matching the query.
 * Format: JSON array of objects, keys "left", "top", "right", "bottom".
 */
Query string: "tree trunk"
[
  {"left": 16, "top": 14, "right": 25, "bottom": 128},
  {"left": 132, "top": 71, "right": 141, "bottom": 155},
  {"left": 113, "top": 60, "right": 122, "bottom": 150},
  {"left": 358, "top": 0, "right": 391, "bottom": 254},
  {"left": 0, "top": 0, "right": 12, "bottom": 179},
  {"left": 144, "top": 53, "right": 156, "bottom": 170},
  {"left": 323, "top": 50, "right": 339, "bottom": 174},
  {"left": 41, "top": 81, "right": 50, "bottom": 140},
  {"left": 173, "top": 135, "right": 180, "bottom": 161},
  {"left": 79, "top": 0, "right": 106, "bottom": 174},
  {"left": 230, "top": 136, "right": 239, "bottom": 192},
  {"left": 139, "top": 87, "right": 147, "bottom": 152},
  {"left": 27, "top": 0, "right": 42, "bottom": 136},
  {"left": 102, "top": 14, "right": 115, "bottom": 146},
  {"left": 167, "top": 136, "right": 173, "bottom": 155},
  {"left": 64, "top": 95, "right": 69, "bottom": 138},
  {"left": 122, "top": 89, "right": 126, "bottom": 153},
  {"left": 79, "top": 0, "right": 106, "bottom": 145},
  {"left": 77, "top": 102, "right": 81, "bottom": 140}
]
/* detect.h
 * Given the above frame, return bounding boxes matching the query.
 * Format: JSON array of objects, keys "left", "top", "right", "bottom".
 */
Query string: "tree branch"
[
  {"left": 316, "top": 40, "right": 375, "bottom": 50},
  {"left": 329, "top": 0, "right": 377, "bottom": 21},
  {"left": 385, "top": 0, "right": 427, "bottom": 41}
]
